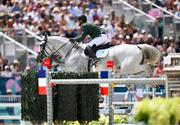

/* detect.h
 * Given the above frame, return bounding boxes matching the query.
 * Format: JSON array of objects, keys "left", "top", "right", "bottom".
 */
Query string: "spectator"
[
  {"left": 92, "top": 8, "right": 100, "bottom": 21},
  {"left": 13, "top": 18, "right": 25, "bottom": 35},
  {"left": 6, "top": 89, "right": 14, "bottom": 115},
  {"left": 67, "top": 15, "right": 76, "bottom": 29},
  {"left": 101, "top": 20, "right": 115, "bottom": 38},
  {"left": 131, "top": 33, "right": 139, "bottom": 44},
  {"left": 167, "top": 41, "right": 176, "bottom": 53},
  {"left": 156, "top": 17, "right": 164, "bottom": 40},
  {"left": 97, "top": 4, "right": 105, "bottom": 21},
  {"left": 119, "top": 34, "right": 125, "bottom": 44},
  {"left": 111, "top": 36, "right": 118, "bottom": 45},
  {"left": 175, "top": 7, "right": 180, "bottom": 17},
  {"left": 24, "top": 66, "right": 31, "bottom": 73},
  {"left": 68, "top": 1, "right": 76, "bottom": 17},
  {"left": 146, "top": 34, "right": 153, "bottom": 45},
  {"left": 175, "top": 41, "right": 180, "bottom": 52},
  {"left": 163, "top": 36, "right": 169, "bottom": 46},
  {"left": 125, "top": 35, "right": 131, "bottom": 44},
  {"left": 153, "top": 61, "right": 164, "bottom": 77},
  {"left": 74, "top": 3, "right": 83, "bottom": 17},
  {"left": 6, "top": 89, "right": 12, "bottom": 95},
  {"left": 1, "top": 65, "right": 13, "bottom": 77},
  {"left": 161, "top": 42, "right": 168, "bottom": 56},
  {"left": 51, "top": 7, "right": 61, "bottom": 22},
  {"left": 11, "top": 60, "right": 20, "bottom": 74},
  {"left": 28, "top": 7, "right": 40, "bottom": 22},
  {"left": 87, "top": 0, "right": 96, "bottom": 9},
  {"left": 134, "top": 84, "right": 143, "bottom": 102},
  {"left": 11, "top": 1, "right": 21, "bottom": 13},
  {"left": 138, "top": 34, "right": 145, "bottom": 44},
  {"left": 84, "top": 8, "right": 93, "bottom": 23}
]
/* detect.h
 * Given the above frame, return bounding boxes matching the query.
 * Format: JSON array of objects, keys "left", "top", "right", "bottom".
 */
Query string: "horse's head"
[
  {"left": 36, "top": 43, "right": 47, "bottom": 63},
  {"left": 36, "top": 33, "right": 49, "bottom": 63},
  {"left": 36, "top": 35, "right": 78, "bottom": 64}
]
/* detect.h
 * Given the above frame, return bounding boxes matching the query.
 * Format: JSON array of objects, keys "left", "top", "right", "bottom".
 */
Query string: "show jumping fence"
[
  {"left": 39, "top": 58, "right": 168, "bottom": 125},
  {"left": 44, "top": 69, "right": 168, "bottom": 125}
]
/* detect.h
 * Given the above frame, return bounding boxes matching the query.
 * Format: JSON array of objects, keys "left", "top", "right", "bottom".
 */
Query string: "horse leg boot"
[{"left": 84, "top": 46, "right": 99, "bottom": 65}]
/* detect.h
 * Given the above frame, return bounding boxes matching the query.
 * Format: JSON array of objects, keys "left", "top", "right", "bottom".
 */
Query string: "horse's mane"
[{"left": 48, "top": 36, "right": 69, "bottom": 44}]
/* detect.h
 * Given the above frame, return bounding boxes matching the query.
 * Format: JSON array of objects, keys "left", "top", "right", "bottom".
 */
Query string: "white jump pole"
[{"left": 50, "top": 78, "right": 166, "bottom": 85}]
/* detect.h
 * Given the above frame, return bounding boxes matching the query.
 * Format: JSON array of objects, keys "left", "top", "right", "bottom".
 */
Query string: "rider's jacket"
[{"left": 72, "top": 23, "right": 105, "bottom": 42}]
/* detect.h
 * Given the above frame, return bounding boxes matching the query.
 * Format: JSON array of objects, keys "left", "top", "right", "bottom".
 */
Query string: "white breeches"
[{"left": 87, "top": 34, "right": 108, "bottom": 47}]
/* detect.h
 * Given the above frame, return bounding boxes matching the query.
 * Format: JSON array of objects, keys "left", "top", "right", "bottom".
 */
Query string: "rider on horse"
[{"left": 69, "top": 15, "right": 108, "bottom": 64}]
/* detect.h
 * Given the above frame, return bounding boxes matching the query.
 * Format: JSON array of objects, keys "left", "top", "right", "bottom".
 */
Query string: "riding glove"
[{"left": 69, "top": 38, "right": 75, "bottom": 43}]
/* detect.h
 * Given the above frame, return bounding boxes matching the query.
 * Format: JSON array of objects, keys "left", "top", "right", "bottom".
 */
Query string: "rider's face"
[{"left": 78, "top": 20, "right": 83, "bottom": 26}]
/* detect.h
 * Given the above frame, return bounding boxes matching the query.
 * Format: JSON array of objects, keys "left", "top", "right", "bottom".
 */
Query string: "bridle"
[
  {"left": 36, "top": 35, "right": 83, "bottom": 63},
  {"left": 36, "top": 33, "right": 48, "bottom": 63}
]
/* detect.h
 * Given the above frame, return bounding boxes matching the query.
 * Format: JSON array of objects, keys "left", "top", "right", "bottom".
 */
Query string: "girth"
[{"left": 137, "top": 46, "right": 145, "bottom": 65}]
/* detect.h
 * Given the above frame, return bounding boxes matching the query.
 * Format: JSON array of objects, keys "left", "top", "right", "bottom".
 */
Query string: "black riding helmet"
[{"left": 77, "top": 15, "right": 87, "bottom": 23}]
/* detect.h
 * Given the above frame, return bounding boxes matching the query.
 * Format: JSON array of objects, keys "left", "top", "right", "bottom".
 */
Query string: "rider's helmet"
[{"left": 77, "top": 15, "right": 87, "bottom": 23}]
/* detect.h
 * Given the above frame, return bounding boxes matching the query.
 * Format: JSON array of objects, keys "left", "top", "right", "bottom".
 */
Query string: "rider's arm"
[{"left": 72, "top": 25, "right": 88, "bottom": 42}]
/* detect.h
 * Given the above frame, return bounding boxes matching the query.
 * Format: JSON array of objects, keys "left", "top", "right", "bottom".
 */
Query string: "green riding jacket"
[{"left": 72, "top": 23, "right": 105, "bottom": 42}]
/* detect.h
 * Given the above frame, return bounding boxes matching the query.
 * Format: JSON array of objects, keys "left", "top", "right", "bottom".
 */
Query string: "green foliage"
[
  {"left": 133, "top": 98, "right": 180, "bottom": 125},
  {"left": 21, "top": 70, "right": 99, "bottom": 123},
  {"left": 41, "top": 114, "right": 128, "bottom": 125},
  {"left": 114, "top": 114, "right": 128, "bottom": 124},
  {"left": 21, "top": 70, "right": 47, "bottom": 124}
]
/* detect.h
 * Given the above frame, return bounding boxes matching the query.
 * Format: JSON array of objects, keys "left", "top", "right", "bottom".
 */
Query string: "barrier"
[
  {"left": 39, "top": 59, "right": 168, "bottom": 125},
  {"left": 0, "top": 101, "right": 21, "bottom": 121},
  {"left": 47, "top": 75, "right": 167, "bottom": 125}
]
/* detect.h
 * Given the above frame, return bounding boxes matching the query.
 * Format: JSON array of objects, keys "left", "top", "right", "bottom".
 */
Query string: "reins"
[{"left": 42, "top": 38, "right": 83, "bottom": 62}]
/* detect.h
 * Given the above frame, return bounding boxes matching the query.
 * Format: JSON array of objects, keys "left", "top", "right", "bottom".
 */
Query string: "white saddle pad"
[{"left": 96, "top": 49, "right": 109, "bottom": 58}]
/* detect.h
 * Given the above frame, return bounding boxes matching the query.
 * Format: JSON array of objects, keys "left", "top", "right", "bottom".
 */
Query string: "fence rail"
[
  {"left": 0, "top": 31, "right": 37, "bottom": 56},
  {"left": 0, "top": 103, "right": 21, "bottom": 107},
  {"left": 50, "top": 77, "right": 166, "bottom": 85},
  {"left": 0, "top": 95, "right": 21, "bottom": 103},
  {"left": 0, "top": 116, "right": 21, "bottom": 120}
]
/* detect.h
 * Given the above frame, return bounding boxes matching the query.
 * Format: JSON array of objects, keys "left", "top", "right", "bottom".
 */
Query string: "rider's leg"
[
  {"left": 84, "top": 46, "right": 96, "bottom": 59},
  {"left": 85, "top": 34, "right": 108, "bottom": 57},
  {"left": 85, "top": 34, "right": 108, "bottom": 65},
  {"left": 87, "top": 34, "right": 108, "bottom": 47},
  {"left": 84, "top": 46, "right": 100, "bottom": 65}
]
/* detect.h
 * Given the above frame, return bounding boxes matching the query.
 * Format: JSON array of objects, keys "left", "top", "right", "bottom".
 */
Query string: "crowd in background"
[
  {"left": 0, "top": 0, "right": 180, "bottom": 75},
  {"left": 0, "top": 52, "right": 24, "bottom": 77}
]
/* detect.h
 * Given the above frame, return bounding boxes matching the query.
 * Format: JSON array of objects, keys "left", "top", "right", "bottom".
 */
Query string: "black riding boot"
[
  {"left": 84, "top": 46, "right": 99, "bottom": 65},
  {"left": 84, "top": 46, "right": 96, "bottom": 58}
]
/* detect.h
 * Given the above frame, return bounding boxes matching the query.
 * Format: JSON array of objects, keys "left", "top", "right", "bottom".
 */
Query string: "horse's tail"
[{"left": 138, "top": 44, "right": 162, "bottom": 65}]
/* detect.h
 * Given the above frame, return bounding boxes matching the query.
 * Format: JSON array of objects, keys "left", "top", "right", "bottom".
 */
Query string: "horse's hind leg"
[
  {"left": 121, "top": 57, "right": 150, "bottom": 75},
  {"left": 133, "top": 63, "right": 155, "bottom": 77},
  {"left": 120, "top": 58, "right": 141, "bottom": 75}
]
